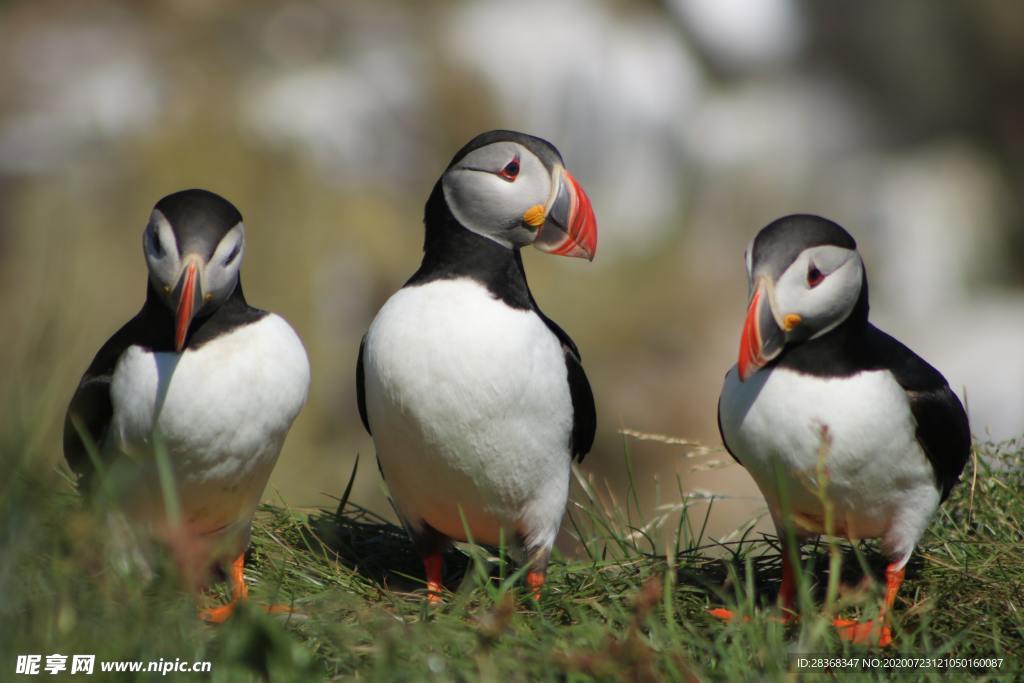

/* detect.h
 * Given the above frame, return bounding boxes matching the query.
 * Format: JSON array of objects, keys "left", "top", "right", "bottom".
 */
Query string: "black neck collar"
[
  {"left": 404, "top": 180, "right": 532, "bottom": 310},
  {"left": 139, "top": 277, "right": 264, "bottom": 351},
  {"left": 772, "top": 273, "right": 871, "bottom": 376}
]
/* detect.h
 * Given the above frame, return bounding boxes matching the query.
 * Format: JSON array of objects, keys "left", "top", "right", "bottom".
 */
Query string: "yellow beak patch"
[{"left": 522, "top": 203, "right": 546, "bottom": 228}]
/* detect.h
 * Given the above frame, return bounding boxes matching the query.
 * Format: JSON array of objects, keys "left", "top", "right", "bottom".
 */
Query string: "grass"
[{"left": 3, "top": 437, "right": 1023, "bottom": 682}]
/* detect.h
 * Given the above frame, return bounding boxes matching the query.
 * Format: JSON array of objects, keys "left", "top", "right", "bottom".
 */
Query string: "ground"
[{"left": 3, "top": 441, "right": 1022, "bottom": 682}]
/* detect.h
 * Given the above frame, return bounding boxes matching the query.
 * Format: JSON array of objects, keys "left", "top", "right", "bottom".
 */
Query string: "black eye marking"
[
  {"left": 497, "top": 156, "right": 520, "bottom": 181},
  {"left": 223, "top": 242, "right": 241, "bottom": 266},
  {"left": 147, "top": 228, "right": 165, "bottom": 258},
  {"left": 807, "top": 263, "right": 825, "bottom": 288}
]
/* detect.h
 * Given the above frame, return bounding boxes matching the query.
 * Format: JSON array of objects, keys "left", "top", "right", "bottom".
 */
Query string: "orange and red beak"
[
  {"left": 737, "top": 279, "right": 786, "bottom": 381},
  {"left": 172, "top": 260, "right": 203, "bottom": 352},
  {"left": 532, "top": 167, "right": 597, "bottom": 261}
]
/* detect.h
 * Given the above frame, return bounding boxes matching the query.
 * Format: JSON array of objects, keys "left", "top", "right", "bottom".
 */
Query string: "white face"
[
  {"left": 768, "top": 244, "right": 864, "bottom": 339},
  {"left": 441, "top": 141, "right": 557, "bottom": 249},
  {"left": 144, "top": 208, "right": 245, "bottom": 313}
]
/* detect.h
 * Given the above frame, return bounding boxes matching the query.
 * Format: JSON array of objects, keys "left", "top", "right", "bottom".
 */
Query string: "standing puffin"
[
  {"left": 64, "top": 189, "right": 310, "bottom": 622},
  {"left": 715, "top": 214, "right": 970, "bottom": 646},
  {"left": 357, "top": 130, "right": 597, "bottom": 601}
]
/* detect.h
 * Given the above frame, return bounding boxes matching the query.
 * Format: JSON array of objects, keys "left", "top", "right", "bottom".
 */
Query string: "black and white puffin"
[
  {"left": 356, "top": 130, "right": 597, "bottom": 601},
  {"left": 715, "top": 214, "right": 970, "bottom": 646},
  {"left": 64, "top": 189, "right": 310, "bottom": 622}
]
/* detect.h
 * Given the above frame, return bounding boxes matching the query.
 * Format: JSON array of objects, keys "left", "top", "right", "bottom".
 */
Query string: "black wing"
[
  {"left": 905, "top": 384, "right": 971, "bottom": 501},
  {"left": 63, "top": 374, "right": 114, "bottom": 482},
  {"left": 356, "top": 335, "right": 371, "bottom": 435},
  {"left": 534, "top": 311, "right": 595, "bottom": 462},
  {"left": 564, "top": 346, "right": 596, "bottom": 461},
  {"left": 867, "top": 326, "right": 971, "bottom": 502},
  {"left": 717, "top": 390, "right": 742, "bottom": 466},
  {"left": 63, "top": 309, "right": 158, "bottom": 485}
]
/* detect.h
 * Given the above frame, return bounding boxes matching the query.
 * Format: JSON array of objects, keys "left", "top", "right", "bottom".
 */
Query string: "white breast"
[
  {"left": 363, "top": 278, "right": 573, "bottom": 551},
  {"left": 108, "top": 313, "right": 310, "bottom": 545},
  {"left": 719, "top": 365, "right": 940, "bottom": 565}
]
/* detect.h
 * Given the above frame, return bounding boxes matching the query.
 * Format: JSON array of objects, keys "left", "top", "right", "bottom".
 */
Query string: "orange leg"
[
  {"left": 709, "top": 544, "right": 797, "bottom": 623},
  {"left": 526, "top": 570, "right": 545, "bottom": 601},
  {"left": 199, "top": 553, "right": 293, "bottom": 623},
  {"left": 199, "top": 553, "right": 248, "bottom": 623},
  {"left": 523, "top": 543, "right": 550, "bottom": 602},
  {"left": 423, "top": 554, "right": 444, "bottom": 604},
  {"left": 833, "top": 562, "right": 904, "bottom": 647}
]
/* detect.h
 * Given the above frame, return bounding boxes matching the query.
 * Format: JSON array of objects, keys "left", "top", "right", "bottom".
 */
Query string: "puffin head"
[
  {"left": 439, "top": 130, "right": 597, "bottom": 260},
  {"left": 143, "top": 189, "right": 245, "bottom": 352},
  {"left": 737, "top": 214, "right": 866, "bottom": 381}
]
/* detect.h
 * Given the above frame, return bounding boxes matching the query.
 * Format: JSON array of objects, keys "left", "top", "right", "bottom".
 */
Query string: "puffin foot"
[
  {"left": 526, "top": 570, "right": 545, "bottom": 601},
  {"left": 197, "top": 553, "right": 295, "bottom": 623},
  {"left": 832, "top": 618, "right": 892, "bottom": 647},
  {"left": 710, "top": 544, "right": 798, "bottom": 624},
  {"left": 199, "top": 600, "right": 294, "bottom": 624},
  {"left": 708, "top": 607, "right": 741, "bottom": 621},
  {"left": 708, "top": 607, "right": 795, "bottom": 624},
  {"left": 199, "top": 553, "right": 248, "bottom": 623},
  {"left": 423, "top": 553, "right": 444, "bottom": 604},
  {"left": 831, "top": 562, "right": 903, "bottom": 647},
  {"left": 199, "top": 600, "right": 240, "bottom": 624}
]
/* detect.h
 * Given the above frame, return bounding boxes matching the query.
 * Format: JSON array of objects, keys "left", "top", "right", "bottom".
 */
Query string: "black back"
[{"left": 63, "top": 281, "right": 266, "bottom": 483}]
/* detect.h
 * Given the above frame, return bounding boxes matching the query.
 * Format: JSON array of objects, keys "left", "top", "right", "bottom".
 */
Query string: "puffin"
[
  {"left": 714, "top": 214, "right": 970, "bottom": 646},
  {"left": 356, "top": 130, "right": 598, "bottom": 601},
  {"left": 63, "top": 188, "right": 310, "bottom": 622}
]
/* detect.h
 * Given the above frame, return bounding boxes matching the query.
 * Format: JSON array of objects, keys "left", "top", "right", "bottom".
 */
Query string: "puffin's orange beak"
[
  {"left": 737, "top": 279, "right": 785, "bottom": 381},
  {"left": 174, "top": 261, "right": 202, "bottom": 352},
  {"left": 532, "top": 168, "right": 597, "bottom": 261}
]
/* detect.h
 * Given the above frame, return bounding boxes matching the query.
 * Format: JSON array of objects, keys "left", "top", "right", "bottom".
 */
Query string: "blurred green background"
[{"left": 2, "top": 0, "right": 1023, "bottom": 549}]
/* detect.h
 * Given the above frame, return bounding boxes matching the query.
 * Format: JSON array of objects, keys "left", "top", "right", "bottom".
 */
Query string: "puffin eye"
[
  {"left": 223, "top": 242, "right": 241, "bottom": 266},
  {"left": 497, "top": 157, "right": 520, "bottom": 182},
  {"left": 807, "top": 264, "right": 825, "bottom": 288},
  {"left": 147, "top": 228, "right": 164, "bottom": 258}
]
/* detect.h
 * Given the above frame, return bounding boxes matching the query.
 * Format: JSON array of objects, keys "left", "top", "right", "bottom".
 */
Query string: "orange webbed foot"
[
  {"left": 197, "top": 553, "right": 296, "bottom": 623},
  {"left": 833, "top": 618, "right": 892, "bottom": 647},
  {"left": 199, "top": 553, "right": 248, "bottom": 623},
  {"left": 710, "top": 542, "right": 799, "bottom": 624},
  {"left": 708, "top": 607, "right": 744, "bottom": 621},
  {"left": 199, "top": 601, "right": 296, "bottom": 623},
  {"left": 526, "top": 570, "right": 545, "bottom": 602},
  {"left": 199, "top": 601, "right": 238, "bottom": 624},
  {"left": 832, "top": 562, "right": 903, "bottom": 647}
]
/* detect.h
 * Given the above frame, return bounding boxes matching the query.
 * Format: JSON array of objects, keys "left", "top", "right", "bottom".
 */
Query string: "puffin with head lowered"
[
  {"left": 64, "top": 188, "right": 310, "bottom": 622},
  {"left": 357, "top": 130, "right": 597, "bottom": 601},
  {"left": 714, "top": 214, "right": 970, "bottom": 645}
]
